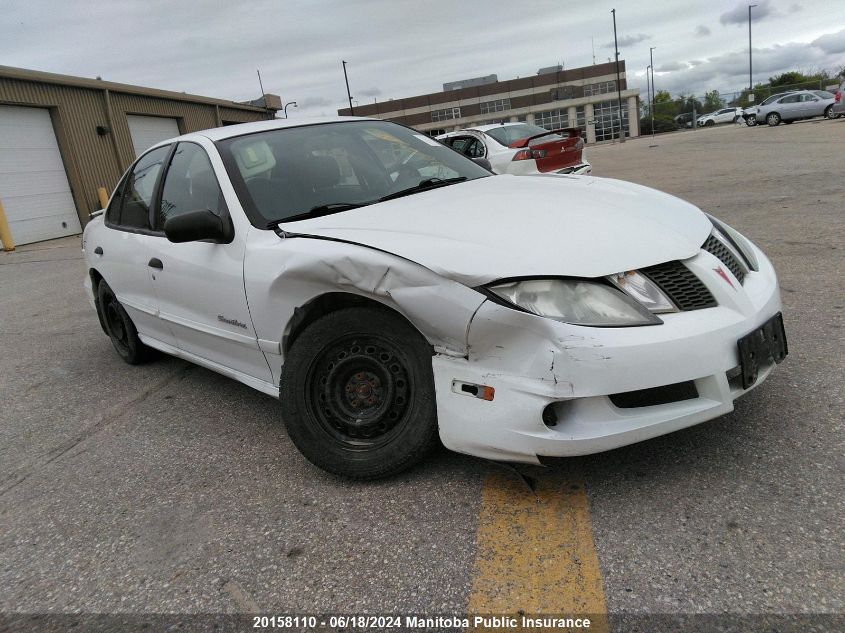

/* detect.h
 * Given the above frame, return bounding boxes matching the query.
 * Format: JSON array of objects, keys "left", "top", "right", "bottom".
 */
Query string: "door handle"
[
  {"left": 148, "top": 258, "right": 163, "bottom": 270},
  {"left": 94, "top": 246, "right": 103, "bottom": 255}
]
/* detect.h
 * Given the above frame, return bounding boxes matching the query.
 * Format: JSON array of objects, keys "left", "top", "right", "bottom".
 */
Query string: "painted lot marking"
[{"left": 468, "top": 469, "right": 608, "bottom": 632}]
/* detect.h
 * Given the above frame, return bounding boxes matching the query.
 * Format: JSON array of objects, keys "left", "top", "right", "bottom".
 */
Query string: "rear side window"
[
  {"left": 109, "top": 145, "right": 170, "bottom": 230},
  {"left": 158, "top": 142, "right": 227, "bottom": 228}
]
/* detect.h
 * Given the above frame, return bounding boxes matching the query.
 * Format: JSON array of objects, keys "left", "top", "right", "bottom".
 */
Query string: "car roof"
[{"left": 148, "top": 115, "right": 374, "bottom": 149}]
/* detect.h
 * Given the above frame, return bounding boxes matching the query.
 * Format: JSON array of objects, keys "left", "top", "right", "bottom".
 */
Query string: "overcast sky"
[{"left": 3, "top": 0, "right": 845, "bottom": 115}]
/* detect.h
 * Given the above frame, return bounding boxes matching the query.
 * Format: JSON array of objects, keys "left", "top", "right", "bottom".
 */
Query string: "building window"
[
  {"left": 584, "top": 80, "right": 617, "bottom": 97},
  {"left": 479, "top": 98, "right": 511, "bottom": 114},
  {"left": 431, "top": 107, "right": 461, "bottom": 122},
  {"left": 550, "top": 86, "right": 575, "bottom": 101},
  {"left": 575, "top": 106, "right": 587, "bottom": 139},
  {"left": 534, "top": 109, "right": 569, "bottom": 130},
  {"left": 593, "top": 99, "right": 629, "bottom": 142}
]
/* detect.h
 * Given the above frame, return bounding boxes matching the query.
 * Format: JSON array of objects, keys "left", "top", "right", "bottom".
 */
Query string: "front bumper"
[{"left": 432, "top": 241, "right": 784, "bottom": 463}]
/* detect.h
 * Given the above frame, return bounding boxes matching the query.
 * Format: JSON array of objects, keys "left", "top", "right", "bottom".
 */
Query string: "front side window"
[
  {"left": 109, "top": 145, "right": 170, "bottom": 230},
  {"left": 158, "top": 143, "right": 227, "bottom": 228},
  {"left": 780, "top": 95, "right": 800, "bottom": 103},
  {"left": 217, "top": 121, "right": 491, "bottom": 226}
]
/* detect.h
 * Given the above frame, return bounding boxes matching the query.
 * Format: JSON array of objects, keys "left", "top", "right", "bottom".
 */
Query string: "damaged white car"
[{"left": 83, "top": 117, "right": 787, "bottom": 479}]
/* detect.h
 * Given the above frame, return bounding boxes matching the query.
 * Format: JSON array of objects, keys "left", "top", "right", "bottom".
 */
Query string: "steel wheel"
[
  {"left": 306, "top": 334, "right": 413, "bottom": 450},
  {"left": 280, "top": 306, "right": 438, "bottom": 479},
  {"left": 96, "top": 280, "right": 154, "bottom": 364}
]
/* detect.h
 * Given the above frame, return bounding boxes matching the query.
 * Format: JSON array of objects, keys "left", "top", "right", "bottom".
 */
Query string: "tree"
[
  {"left": 652, "top": 90, "right": 675, "bottom": 117},
  {"left": 676, "top": 94, "right": 703, "bottom": 115},
  {"left": 702, "top": 90, "right": 725, "bottom": 113}
]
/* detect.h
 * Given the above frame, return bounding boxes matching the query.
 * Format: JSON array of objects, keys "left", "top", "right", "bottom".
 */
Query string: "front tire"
[
  {"left": 824, "top": 105, "right": 834, "bottom": 119},
  {"left": 280, "top": 306, "right": 438, "bottom": 479},
  {"left": 97, "top": 280, "right": 155, "bottom": 365},
  {"left": 767, "top": 112, "right": 781, "bottom": 126},
  {"left": 705, "top": 119, "right": 715, "bottom": 127},
  {"left": 747, "top": 114, "right": 757, "bottom": 127}
]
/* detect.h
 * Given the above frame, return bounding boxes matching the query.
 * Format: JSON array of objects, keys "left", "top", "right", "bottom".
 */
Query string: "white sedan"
[
  {"left": 437, "top": 122, "right": 591, "bottom": 175},
  {"left": 697, "top": 107, "right": 744, "bottom": 127},
  {"left": 83, "top": 117, "right": 787, "bottom": 479}
]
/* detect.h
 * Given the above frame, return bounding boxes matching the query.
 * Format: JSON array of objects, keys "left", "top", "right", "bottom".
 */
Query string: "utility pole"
[
  {"left": 649, "top": 46, "right": 656, "bottom": 140},
  {"left": 342, "top": 60, "right": 354, "bottom": 115},
  {"left": 748, "top": 5, "right": 757, "bottom": 95},
  {"left": 611, "top": 9, "right": 625, "bottom": 142},
  {"left": 646, "top": 65, "right": 652, "bottom": 136}
]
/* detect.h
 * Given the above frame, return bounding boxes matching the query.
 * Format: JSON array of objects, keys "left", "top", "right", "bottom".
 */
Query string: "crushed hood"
[{"left": 278, "top": 175, "right": 712, "bottom": 286}]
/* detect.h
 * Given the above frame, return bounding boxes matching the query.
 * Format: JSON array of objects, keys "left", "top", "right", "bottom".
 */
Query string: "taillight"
[
  {"left": 512, "top": 149, "right": 533, "bottom": 161},
  {"left": 836, "top": 91, "right": 841, "bottom": 103}
]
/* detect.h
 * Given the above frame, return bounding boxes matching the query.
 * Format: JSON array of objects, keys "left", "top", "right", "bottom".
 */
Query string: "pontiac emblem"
[{"left": 714, "top": 266, "right": 735, "bottom": 290}]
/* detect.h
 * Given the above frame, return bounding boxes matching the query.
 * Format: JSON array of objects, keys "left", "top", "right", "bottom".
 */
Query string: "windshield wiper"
[
  {"left": 378, "top": 177, "right": 468, "bottom": 203},
  {"left": 267, "top": 202, "right": 370, "bottom": 227}
]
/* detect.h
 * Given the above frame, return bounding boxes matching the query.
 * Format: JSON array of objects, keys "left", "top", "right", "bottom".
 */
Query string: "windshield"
[
  {"left": 484, "top": 124, "right": 562, "bottom": 146},
  {"left": 216, "top": 120, "right": 491, "bottom": 225}
]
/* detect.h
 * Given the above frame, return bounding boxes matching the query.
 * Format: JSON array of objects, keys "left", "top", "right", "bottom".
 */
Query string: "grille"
[
  {"left": 703, "top": 234, "right": 746, "bottom": 284},
  {"left": 610, "top": 380, "right": 699, "bottom": 408},
  {"left": 641, "top": 260, "right": 717, "bottom": 311}
]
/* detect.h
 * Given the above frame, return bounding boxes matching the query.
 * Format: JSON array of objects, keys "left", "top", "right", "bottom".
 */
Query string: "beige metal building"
[
  {"left": 0, "top": 66, "right": 280, "bottom": 246},
  {"left": 338, "top": 61, "right": 639, "bottom": 144}
]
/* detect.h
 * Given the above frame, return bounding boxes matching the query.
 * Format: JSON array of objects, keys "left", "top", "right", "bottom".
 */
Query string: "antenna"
[{"left": 256, "top": 69, "right": 265, "bottom": 95}]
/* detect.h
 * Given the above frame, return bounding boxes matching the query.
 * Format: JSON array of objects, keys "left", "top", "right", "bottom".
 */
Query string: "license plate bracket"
[{"left": 737, "top": 312, "right": 788, "bottom": 389}]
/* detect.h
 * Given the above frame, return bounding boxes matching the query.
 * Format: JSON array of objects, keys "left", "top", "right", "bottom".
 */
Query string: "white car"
[
  {"left": 437, "top": 122, "right": 591, "bottom": 175},
  {"left": 83, "top": 117, "right": 787, "bottom": 479},
  {"left": 697, "top": 107, "right": 744, "bottom": 127}
]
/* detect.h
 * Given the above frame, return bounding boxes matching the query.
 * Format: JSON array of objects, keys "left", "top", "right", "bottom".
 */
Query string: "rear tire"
[
  {"left": 280, "top": 306, "right": 438, "bottom": 479},
  {"left": 767, "top": 112, "right": 781, "bottom": 126},
  {"left": 97, "top": 280, "right": 155, "bottom": 365}
]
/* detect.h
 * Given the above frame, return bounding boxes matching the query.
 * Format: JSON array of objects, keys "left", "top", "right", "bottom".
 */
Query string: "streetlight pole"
[
  {"left": 611, "top": 8, "right": 625, "bottom": 142},
  {"left": 342, "top": 60, "right": 354, "bottom": 115},
  {"left": 649, "top": 46, "right": 656, "bottom": 140},
  {"left": 283, "top": 101, "right": 297, "bottom": 118},
  {"left": 748, "top": 5, "right": 757, "bottom": 94},
  {"left": 646, "top": 65, "right": 652, "bottom": 137}
]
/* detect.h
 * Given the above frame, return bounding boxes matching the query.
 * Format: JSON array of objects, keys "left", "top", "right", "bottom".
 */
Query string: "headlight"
[
  {"left": 487, "top": 279, "right": 662, "bottom": 327},
  {"left": 607, "top": 270, "right": 677, "bottom": 313}
]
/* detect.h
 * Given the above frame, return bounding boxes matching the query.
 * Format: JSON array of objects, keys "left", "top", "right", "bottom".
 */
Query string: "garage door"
[
  {"left": 126, "top": 115, "right": 180, "bottom": 157},
  {"left": 0, "top": 105, "right": 82, "bottom": 246}
]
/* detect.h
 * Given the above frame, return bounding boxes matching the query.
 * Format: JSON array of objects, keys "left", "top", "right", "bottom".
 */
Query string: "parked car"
[
  {"left": 831, "top": 81, "right": 845, "bottom": 117},
  {"left": 756, "top": 90, "right": 836, "bottom": 126},
  {"left": 696, "top": 107, "right": 744, "bottom": 127},
  {"left": 674, "top": 112, "right": 695, "bottom": 128},
  {"left": 743, "top": 92, "right": 796, "bottom": 126},
  {"left": 83, "top": 117, "right": 787, "bottom": 479},
  {"left": 437, "top": 122, "right": 591, "bottom": 175}
]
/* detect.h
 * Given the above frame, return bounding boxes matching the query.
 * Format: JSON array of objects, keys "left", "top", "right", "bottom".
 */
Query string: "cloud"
[
  {"left": 720, "top": 0, "right": 775, "bottom": 26},
  {"left": 299, "top": 96, "right": 332, "bottom": 108},
  {"left": 603, "top": 33, "right": 651, "bottom": 48},
  {"left": 695, "top": 24, "right": 711, "bottom": 37},
  {"left": 788, "top": 3, "right": 802, "bottom": 12},
  {"left": 656, "top": 61, "right": 687, "bottom": 72},
  {"left": 811, "top": 28, "right": 845, "bottom": 54},
  {"left": 358, "top": 86, "right": 382, "bottom": 97}
]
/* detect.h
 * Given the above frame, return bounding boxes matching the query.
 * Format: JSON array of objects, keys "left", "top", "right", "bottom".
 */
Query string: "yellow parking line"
[{"left": 467, "top": 469, "right": 609, "bottom": 632}]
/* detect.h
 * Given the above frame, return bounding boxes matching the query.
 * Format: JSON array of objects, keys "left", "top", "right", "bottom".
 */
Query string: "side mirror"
[
  {"left": 471, "top": 157, "right": 494, "bottom": 172},
  {"left": 164, "top": 209, "right": 232, "bottom": 244}
]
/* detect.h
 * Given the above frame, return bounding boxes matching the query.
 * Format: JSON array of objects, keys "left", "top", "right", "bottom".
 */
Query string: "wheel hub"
[{"left": 310, "top": 339, "right": 411, "bottom": 443}]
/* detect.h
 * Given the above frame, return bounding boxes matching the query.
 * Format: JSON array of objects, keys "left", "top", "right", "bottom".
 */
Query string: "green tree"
[
  {"left": 702, "top": 90, "right": 725, "bottom": 113},
  {"left": 676, "top": 94, "right": 703, "bottom": 115},
  {"left": 652, "top": 90, "right": 675, "bottom": 117}
]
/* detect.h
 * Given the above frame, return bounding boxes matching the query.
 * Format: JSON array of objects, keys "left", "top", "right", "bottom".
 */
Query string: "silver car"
[
  {"left": 832, "top": 81, "right": 845, "bottom": 117},
  {"left": 756, "top": 90, "right": 836, "bottom": 126}
]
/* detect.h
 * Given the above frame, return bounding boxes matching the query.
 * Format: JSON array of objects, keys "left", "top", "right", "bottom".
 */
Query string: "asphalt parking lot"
[{"left": 1, "top": 119, "right": 843, "bottom": 631}]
